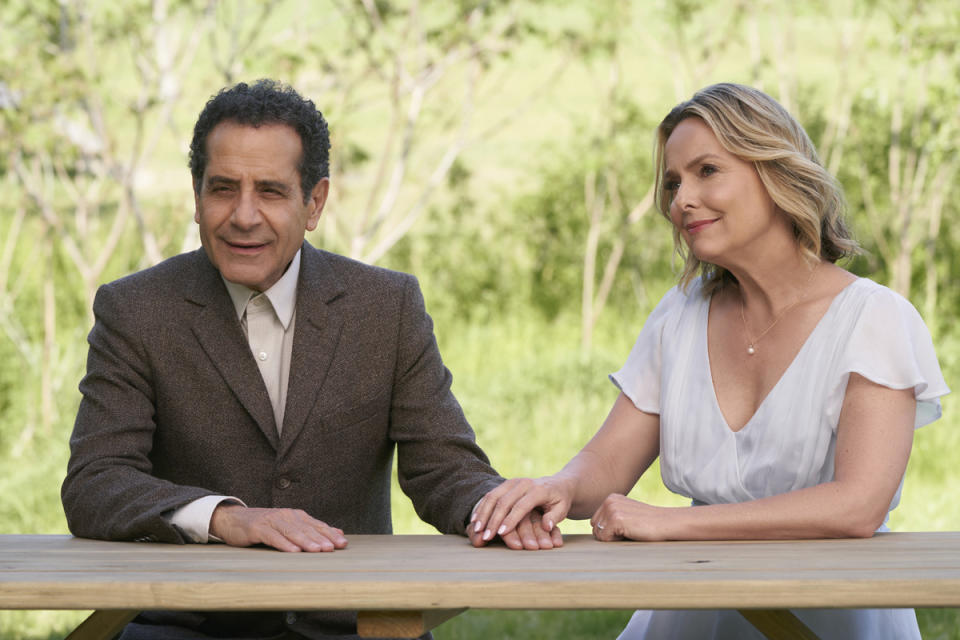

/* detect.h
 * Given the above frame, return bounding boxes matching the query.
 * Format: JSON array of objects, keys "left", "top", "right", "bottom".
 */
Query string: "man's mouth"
[{"left": 224, "top": 240, "right": 268, "bottom": 253}]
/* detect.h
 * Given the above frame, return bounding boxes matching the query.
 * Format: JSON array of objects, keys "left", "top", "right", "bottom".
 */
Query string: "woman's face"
[{"left": 663, "top": 117, "right": 786, "bottom": 268}]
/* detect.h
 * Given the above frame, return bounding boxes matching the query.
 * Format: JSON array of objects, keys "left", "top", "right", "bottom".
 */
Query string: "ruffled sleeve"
[
  {"left": 839, "top": 282, "right": 950, "bottom": 428},
  {"left": 609, "top": 285, "right": 687, "bottom": 414}
]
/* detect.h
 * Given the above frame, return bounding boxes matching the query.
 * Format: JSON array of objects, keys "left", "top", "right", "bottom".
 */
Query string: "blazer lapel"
[
  {"left": 185, "top": 250, "right": 280, "bottom": 450},
  {"left": 278, "top": 244, "right": 346, "bottom": 459}
]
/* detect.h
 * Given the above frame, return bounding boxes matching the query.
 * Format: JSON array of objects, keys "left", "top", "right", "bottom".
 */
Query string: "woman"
[{"left": 470, "top": 83, "right": 949, "bottom": 639}]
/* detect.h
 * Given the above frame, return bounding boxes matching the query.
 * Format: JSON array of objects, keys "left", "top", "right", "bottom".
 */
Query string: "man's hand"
[
  {"left": 210, "top": 504, "right": 348, "bottom": 552},
  {"left": 467, "top": 510, "right": 563, "bottom": 550}
]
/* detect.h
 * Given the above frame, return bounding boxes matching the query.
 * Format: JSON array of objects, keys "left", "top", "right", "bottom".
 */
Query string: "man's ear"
[{"left": 305, "top": 178, "right": 330, "bottom": 231}]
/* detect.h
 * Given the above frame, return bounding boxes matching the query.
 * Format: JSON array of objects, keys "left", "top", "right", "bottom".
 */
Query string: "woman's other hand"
[{"left": 590, "top": 494, "right": 668, "bottom": 542}]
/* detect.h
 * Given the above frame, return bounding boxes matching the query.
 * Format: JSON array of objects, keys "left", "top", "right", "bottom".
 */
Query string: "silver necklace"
[{"left": 739, "top": 263, "right": 820, "bottom": 356}]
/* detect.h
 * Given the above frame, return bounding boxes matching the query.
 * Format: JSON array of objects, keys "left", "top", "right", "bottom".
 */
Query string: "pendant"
[{"left": 747, "top": 345, "right": 756, "bottom": 355}]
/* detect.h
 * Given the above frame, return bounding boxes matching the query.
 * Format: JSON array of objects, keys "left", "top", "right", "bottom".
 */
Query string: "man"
[{"left": 61, "top": 79, "right": 558, "bottom": 639}]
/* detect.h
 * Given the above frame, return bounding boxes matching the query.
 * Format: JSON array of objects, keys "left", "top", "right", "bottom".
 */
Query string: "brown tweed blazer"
[{"left": 62, "top": 241, "right": 502, "bottom": 638}]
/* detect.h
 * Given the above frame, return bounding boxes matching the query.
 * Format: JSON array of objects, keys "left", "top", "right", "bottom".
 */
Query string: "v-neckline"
[{"left": 704, "top": 278, "right": 860, "bottom": 435}]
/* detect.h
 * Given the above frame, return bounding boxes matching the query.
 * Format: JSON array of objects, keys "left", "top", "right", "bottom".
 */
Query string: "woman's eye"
[
  {"left": 665, "top": 180, "right": 680, "bottom": 192},
  {"left": 700, "top": 165, "right": 717, "bottom": 177}
]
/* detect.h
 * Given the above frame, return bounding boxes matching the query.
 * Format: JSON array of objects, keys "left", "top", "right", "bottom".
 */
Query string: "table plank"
[
  {"left": 739, "top": 610, "right": 820, "bottom": 640},
  {"left": 356, "top": 609, "right": 467, "bottom": 638},
  {"left": 3, "top": 533, "right": 960, "bottom": 611},
  {"left": 64, "top": 610, "right": 138, "bottom": 640}
]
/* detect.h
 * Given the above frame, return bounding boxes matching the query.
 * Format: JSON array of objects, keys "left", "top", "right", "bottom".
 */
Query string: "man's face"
[{"left": 194, "top": 121, "right": 328, "bottom": 292}]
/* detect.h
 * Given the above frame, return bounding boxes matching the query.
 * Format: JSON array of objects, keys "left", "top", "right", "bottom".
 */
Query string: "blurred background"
[{"left": 1, "top": 0, "right": 958, "bottom": 637}]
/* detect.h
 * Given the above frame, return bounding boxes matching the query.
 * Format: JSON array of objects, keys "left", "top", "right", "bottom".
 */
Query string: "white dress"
[{"left": 609, "top": 277, "right": 950, "bottom": 640}]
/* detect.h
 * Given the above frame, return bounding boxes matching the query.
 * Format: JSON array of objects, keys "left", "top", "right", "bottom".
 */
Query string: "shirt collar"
[{"left": 222, "top": 249, "right": 300, "bottom": 330}]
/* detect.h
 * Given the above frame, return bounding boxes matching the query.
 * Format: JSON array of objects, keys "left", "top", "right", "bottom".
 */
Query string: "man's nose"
[{"left": 231, "top": 190, "right": 261, "bottom": 228}]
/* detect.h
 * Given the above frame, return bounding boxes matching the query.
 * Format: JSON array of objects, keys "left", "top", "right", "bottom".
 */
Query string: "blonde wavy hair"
[{"left": 653, "top": 83, "right": 860, "bottom": 296}]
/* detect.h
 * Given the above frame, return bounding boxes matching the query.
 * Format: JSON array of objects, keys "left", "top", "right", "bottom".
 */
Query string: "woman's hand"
[
  {"left": 467, "top": 509, "right": 562, "bottom": 550},
  {"left": 469, "top": 475, "right": 575, "bottom": 548},
  {"left": 590, "top": 494, "right": 669, "bottom": 542}
]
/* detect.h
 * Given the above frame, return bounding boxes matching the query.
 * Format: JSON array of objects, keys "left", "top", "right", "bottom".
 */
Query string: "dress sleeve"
[
  {"left": 609, "top": 286, "right": 684, "bottom": 414},
  {"left": 840, "top": 286, "right": 950, "bottom": 428}
]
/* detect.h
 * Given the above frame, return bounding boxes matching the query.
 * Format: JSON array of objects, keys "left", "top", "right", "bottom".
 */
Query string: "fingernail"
[
  {"left": 483, "top": 529, "right": 492, "bottom": 541},
  {"left": 474, "top": 520, "right": 482, "bottom": 533},
  {"left": 546, "top": 519, "right": 554, "bottom": 531},
  {"left": 497, "top": 525, "right": 506, "bottom": 535}
]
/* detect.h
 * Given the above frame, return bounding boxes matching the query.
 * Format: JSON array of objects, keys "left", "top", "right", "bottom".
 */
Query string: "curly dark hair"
[{"left": 189, "top": 79, "right": 330, "bottom": 204}]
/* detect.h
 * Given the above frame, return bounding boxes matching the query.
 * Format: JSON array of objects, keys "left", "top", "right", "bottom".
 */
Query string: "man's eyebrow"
[
  {"left": 205, "top": 175, "right": 239, "bottom": 186},
  {"left": 204, "top": 176, "right": 292, "bottom": 194},
  {"left": 254, "top": 180, "right": 292, "bottom": 193}
]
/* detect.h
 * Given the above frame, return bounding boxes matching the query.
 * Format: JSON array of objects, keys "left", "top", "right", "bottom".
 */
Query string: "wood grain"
[
  {"left": 739, "top": 609, "right": 820, "bottom": 640},
  {"left": 356, "top": 609, "right": 466, "bottom": 638},
  {"left": 2, "top": 533, "right": 959, "bottom": 611},
  {"left": 64, "top": 610, "right": 138, "bottom": 640}
]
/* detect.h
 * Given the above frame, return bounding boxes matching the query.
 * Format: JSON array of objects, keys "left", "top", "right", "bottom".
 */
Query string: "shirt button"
[
  {"left": 258, "top": 351, "right": 268, "bottom": 361},
  {"left": 277, "top": 477, "right": 291, "bottom": 489},
  {"left": 285, "top": 612, "right": 297, "bottom": 625}
]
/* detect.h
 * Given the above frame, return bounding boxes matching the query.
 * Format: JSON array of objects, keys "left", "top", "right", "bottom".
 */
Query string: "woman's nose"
[{"left": 673, "top": 181, "right": 696, "bottom": 209}]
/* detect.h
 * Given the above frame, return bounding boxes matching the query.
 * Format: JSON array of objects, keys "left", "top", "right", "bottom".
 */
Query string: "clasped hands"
[{"left": 469, "top": 476, "right": 666, "bottom": 549}]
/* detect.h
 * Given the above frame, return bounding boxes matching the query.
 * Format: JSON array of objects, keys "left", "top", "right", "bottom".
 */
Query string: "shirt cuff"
[{"left": 169, "top": 495, "right": 245, "bottom": 543}]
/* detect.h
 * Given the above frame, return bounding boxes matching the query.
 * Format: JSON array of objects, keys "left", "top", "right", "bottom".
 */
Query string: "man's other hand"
[{"left": 210, "top": 504, "right": 348, "bottom": 552}]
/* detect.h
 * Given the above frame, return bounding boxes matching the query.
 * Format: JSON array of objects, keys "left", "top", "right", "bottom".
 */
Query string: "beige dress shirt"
[{"left": 169, "top": 251, "right": 301, "bottom": 542}]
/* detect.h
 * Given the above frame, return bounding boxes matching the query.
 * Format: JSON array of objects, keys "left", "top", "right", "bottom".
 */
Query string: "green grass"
[{"left": 434, "top": 610, "right": 634, "bottom": 639}]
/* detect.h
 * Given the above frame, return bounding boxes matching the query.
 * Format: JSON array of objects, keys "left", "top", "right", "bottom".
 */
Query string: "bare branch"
[
  {"left": 0, "top": 201, "right": 26, "bottom": 296},
  {"left": 855, "top": 157, "right": 891, "bottom": 260},
  {"left": 362, "top": 48, "right": 481, "bottom": 264}
]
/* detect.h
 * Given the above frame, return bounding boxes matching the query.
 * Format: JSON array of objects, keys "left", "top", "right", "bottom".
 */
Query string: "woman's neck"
[{"left": 725, "top": 249, "right": 821, "bottom": 320}]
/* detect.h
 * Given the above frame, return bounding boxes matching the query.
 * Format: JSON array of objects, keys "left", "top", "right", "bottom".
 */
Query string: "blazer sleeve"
[
  {"left": 390, "top": 276, "right": 504, "bottom": 534},
  {"left": 61, "top": 282, "right": 214, "bottom": 543}
]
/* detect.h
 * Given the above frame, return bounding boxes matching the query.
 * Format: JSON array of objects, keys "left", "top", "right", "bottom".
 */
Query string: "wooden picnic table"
[{"left": 2, "top": 532, "right": 960, "bottom": 640}]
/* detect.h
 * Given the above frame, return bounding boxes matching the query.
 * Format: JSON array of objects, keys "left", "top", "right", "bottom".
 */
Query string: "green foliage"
[
  {"left": 506, "top": 99, "right": 673, "bottom": 321},
  {"left": 381, "top": 158, "right": 535, "bottom": 324}
]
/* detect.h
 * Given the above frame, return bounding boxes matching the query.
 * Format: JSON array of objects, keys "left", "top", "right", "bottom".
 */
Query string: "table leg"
[
  {"left": 738, "top": 609, "right": 822, "bottom": 640},
  {"left": 65, "top": 610, "right": 139, "bottom": 640},
  {"left": 357, "top": 608, "right": 467, "bottom": 638}
]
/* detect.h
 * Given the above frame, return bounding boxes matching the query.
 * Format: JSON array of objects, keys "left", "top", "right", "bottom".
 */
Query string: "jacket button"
[
  {"left": 277, "top": 477, "right": 291, "bottom": 489},
  {"left": 285, "top": 612, "right": 297, "bottom": 625}
]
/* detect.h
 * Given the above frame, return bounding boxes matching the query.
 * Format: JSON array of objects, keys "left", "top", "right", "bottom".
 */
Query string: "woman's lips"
[{"left": 685, "top": 218, "right": 718, "bottom": 234}]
